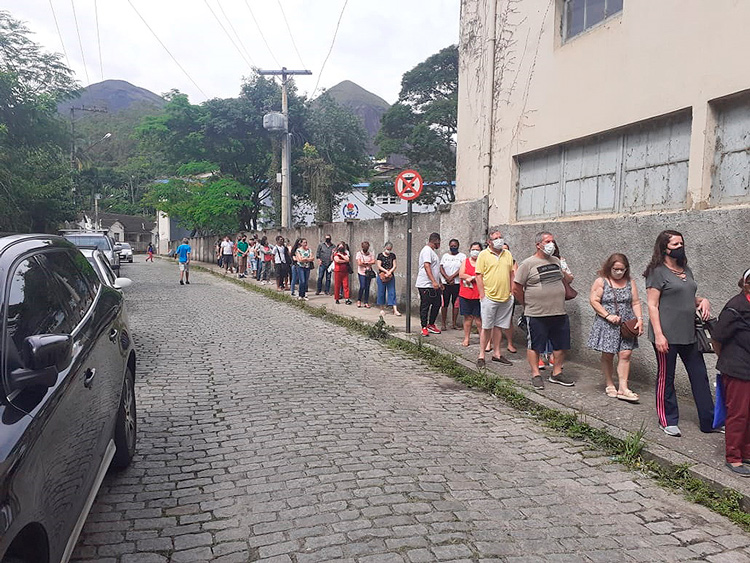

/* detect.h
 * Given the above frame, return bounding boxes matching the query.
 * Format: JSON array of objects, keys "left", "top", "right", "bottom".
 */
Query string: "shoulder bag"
[
  {"left": 695, "top": 312, "right": 717, "bottom": 354},
  {"left": 610, "top": 279, "right": 639, "bottom": 340}
]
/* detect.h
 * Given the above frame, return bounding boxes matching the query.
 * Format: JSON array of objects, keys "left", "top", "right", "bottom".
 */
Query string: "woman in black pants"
[{"left": 644, "top": 230, "right": 713, "bottom": 437}]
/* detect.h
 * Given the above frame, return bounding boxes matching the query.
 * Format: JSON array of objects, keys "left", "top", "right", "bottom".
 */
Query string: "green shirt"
[{"left": 237, "top": 241, "right": 249, "bottom": 254}]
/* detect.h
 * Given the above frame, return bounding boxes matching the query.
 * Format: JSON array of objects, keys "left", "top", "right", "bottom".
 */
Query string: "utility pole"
[
  {"left": 258, "top": 68, "right": 311, "bottom": 228},
  {"left": 69, "top": 105, "right": 108, "bottom": 172}
]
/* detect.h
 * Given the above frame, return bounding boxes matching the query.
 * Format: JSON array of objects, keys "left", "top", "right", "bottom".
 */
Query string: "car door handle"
[
  {"left": 84, "top": 368, "right": 96, "bottom": 389},
  {"left": 109, "top": 328, "right": 118, "bottom": 343}
]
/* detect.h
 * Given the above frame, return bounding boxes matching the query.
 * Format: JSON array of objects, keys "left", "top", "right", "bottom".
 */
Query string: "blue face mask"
[{"left": 449, "top": 247, "right": 459, "bottom": 255}]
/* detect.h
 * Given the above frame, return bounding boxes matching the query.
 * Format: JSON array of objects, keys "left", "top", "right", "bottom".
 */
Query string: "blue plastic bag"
[{"left": 714, "top": 373, "right": 727, "bottom": 429}]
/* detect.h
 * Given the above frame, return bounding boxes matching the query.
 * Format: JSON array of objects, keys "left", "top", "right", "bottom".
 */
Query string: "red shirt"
[{"left": 458, "top": 258, "right": 480, "bottom": 300}]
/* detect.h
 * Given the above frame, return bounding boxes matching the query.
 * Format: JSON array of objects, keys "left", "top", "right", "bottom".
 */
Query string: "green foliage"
[
  {"left": 374, "top": 44, "right": 458, "bottom": 205},
  {"left": 0, "top": 10, "right": 78, "bottom": 232}
]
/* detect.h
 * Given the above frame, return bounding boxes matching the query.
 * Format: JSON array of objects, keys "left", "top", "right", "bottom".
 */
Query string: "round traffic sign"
[{"left": 394, "top": 169, "right": 423, "bottom": 201}]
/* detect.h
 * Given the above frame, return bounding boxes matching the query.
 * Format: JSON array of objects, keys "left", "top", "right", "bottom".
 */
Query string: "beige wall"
[{"left": 457, "top": 0, "right": 750, "bottom": 224}]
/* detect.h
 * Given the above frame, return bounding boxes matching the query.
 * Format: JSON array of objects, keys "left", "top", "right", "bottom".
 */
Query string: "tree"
[
  {"left": 300, "top": 93, "right": 370, "bottom": 222},
  {"left": 374, "top": 44, "right": 458, "bottom": 205},
  {"left": 0, "top": 11, "right": 78, "bottom": 232}
]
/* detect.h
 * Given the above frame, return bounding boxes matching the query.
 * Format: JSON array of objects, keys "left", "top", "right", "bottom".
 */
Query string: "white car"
[{"left": 119, "top": 242, "right": 134, "bottom": 263}]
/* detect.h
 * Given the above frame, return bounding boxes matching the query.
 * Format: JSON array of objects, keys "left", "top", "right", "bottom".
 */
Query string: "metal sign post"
[
  {"left": 394, "top": 170, "right": 424, "bottom": 334},
  {"left": 406, "top": 200, "right": 413, "bottom": 333}
]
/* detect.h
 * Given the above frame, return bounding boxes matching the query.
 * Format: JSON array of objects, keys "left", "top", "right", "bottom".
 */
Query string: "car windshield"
[
  {"left": 121, "top": 243, "right": 131, "bottom": 249},
  {"left": 65, "top": 235, "right": 111, "bottom": 251}
]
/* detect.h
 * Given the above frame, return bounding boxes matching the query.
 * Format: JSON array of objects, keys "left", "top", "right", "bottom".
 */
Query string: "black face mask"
[{"left": 668, "top": 246, "right": 686, "bottom": 263}]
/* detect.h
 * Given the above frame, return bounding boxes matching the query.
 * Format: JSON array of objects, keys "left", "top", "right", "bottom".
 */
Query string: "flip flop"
[
  {"left": 605, "top": 385, "right": 617, "bottom": 398},
  {"left": 617, "top": 389, "right": 640, "bottom": 403}
]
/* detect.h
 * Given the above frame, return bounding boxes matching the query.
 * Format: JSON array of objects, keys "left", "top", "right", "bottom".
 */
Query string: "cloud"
[{"left": 5, "top": 0, "right": 459, "bottom": 103}]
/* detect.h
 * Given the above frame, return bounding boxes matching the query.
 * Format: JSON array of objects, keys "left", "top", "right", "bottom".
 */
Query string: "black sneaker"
[
  {"left": 531, "top": 375, "right": 544, "bottom": 389},
  {"left": 180, "top": 280, "right": 184, "bottom": 285},
  {"left": 548, "top": 372, "right": 575, "bottom": 386},
  {"left": 185, "top": 280, "right": 190, "bottom": 284},
  {"left": 492, "top": 356, "right": 513, "bottom": 366}
]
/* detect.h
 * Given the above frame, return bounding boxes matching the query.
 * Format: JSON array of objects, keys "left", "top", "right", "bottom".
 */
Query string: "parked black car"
[{"left": 0, "top": 235, "right": 136, "bottom": 563}]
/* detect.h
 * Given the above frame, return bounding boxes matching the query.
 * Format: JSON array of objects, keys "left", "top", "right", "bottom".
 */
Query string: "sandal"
[
  {"left": 605, "top": 385, "right": 617, "bottom": 398},
  {"left": 617, "top": 389, "right": 640, "bottom": 403}
]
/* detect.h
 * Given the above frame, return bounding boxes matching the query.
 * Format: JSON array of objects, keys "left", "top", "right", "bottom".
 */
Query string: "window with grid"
[
  {"left": 516, "top": 113, "right": 691, "bottom": 220},
  {"left": 377, "top": 195, "right": 400, "bottom": 205},
  {"left": 563, "top": 0, "right": 623, "bottom": 42}
]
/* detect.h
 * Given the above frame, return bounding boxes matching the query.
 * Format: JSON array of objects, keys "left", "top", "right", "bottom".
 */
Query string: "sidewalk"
[{"left": 198, "top": 260, "right": 750, "bottom": 507}]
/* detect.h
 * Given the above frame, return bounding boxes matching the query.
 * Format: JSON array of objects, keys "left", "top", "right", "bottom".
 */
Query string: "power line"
[
  {"left": 94, "top": 0, "right": 103, "bottom": 80},
  {"left": 276, "top": 0, "right": 306, "bottom": 68},
  {"left": 201, "top": 0, "right": 255, "bottom": 70},
  {"left": 124, "top": 0, "right": 209, "bottom": 100},
  {"left": 69, "top": 0, "right": 90, "bottom": 84},
  {"left": 48, "top": 0, "right": 70, "bottom": 67},
  {"left": 242, "top": 0, "right": 281, "bottom": 67},
  {"left": 215, "top": 0, "right": 257, "bottom": 68},
  {"left": 311, "top": 0, "right": 348, "bottom": 99}
]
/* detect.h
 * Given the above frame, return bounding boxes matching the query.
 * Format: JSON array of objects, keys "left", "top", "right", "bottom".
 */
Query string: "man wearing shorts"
[
  {"left": 220, "top": 235, "right": 234, "bottom": 273},
  {"left": 475, "top": 231, "right": 514, "bottom": 368},
  {"left": 440, "top": 239, "right": 465, "bottom": 331},
  {"left": 176, "top": 237, "right": 191, "bottom": 285},
  {"left": 514, "top": 231, "right": 574, "bottom": 389}
]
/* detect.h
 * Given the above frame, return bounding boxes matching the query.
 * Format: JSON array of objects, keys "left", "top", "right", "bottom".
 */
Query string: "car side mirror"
[
  {"left": 113, "top": 245, "right": 123, "bottom": 252},
  {"left": 9, "top": 334, "right": 71, "bottom": 392},
  {"left": 113, "top": 277, "right": 132, "bottom": 290}
]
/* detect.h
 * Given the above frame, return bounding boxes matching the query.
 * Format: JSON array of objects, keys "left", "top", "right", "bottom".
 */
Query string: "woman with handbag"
[
  {"left": 587, "top": 253, "right": 643, "bottom": 402},
  {"left": 333, "top": 241, "right": 352, "bottom": 305},
  {"left": 376, "top": 242, "right": 400, "bottom": 316},
  {"left": 356, "top": 241, "right": 376, "bottom": 308},
  {"left": 644, "top": 230, "right": 714, "bottom": 437},
  {"left": 294, "top": 238, "right": 314, "bottom": 300},
  {"left": 712, "top": 268, "right": 750, "bottom": 475}
]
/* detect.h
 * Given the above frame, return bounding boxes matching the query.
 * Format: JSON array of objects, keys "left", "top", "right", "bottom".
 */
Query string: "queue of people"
[{"left": 207, "top": 228, "right": 749, "bottom": 475}]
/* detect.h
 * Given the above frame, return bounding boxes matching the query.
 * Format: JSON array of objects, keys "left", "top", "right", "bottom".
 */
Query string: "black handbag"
[
  {"left": 365, "top": 267, "right": 376, "bottom": 280},
  {"left": 695, "top": 313, "right": 717, "bottom": 354}
]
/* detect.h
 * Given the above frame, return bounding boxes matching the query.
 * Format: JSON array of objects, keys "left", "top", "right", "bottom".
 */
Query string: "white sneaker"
[{"left": 661, "top": 425, "right": 682, "bottom": 437}]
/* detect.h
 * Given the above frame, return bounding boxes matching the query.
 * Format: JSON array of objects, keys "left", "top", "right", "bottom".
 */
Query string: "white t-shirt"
[
  {"left": 416, "top": 245, "right": 440, "bottom": 288},
  {"left": 220, "top": 240, "right": 234, "bottom": 255},
  {"left": 440, "top": 252, "right": 467, "bottom": 284}
]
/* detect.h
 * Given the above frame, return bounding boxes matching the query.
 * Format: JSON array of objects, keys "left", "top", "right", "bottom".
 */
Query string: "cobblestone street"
[{"left": 72, "top": 259, "right": 750, "bottom": 563}]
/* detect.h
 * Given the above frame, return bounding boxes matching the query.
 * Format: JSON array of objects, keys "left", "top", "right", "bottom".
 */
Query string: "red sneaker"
[
  {"left": 427, "top": 324, "right": 441, "bottom": 334},
  {"left": 421, "top": 327, "right": 430, "bottom": 337}
]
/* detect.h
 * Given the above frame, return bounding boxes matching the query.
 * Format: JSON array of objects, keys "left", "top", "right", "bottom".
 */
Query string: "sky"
[{"left": 4, "top": 0, "right": 460, "bottom": 105}]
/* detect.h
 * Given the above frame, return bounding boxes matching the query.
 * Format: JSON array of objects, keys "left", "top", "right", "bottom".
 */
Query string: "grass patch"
[{"left": 201, "top": 264, "right": 750, "bottom": 529}]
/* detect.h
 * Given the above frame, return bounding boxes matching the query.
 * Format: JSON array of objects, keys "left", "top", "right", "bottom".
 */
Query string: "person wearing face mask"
[
  {"left": 333, "top": 241, "right": 352, "bottom": 305},
  {"left": 458, "top": 242, "right": 484, "bottom": 346},
  {"left": 439, "top": 239, "right": 466, "bottom": 331},
  {"left": 376, "top": 242, "right": 400, "bottom": 316},
  {"left": 316, "top": 234, "right": 335, "bottom": 295},
  {"left": 712, "top": 269, "right": 750, "bottom": 475},
  {"left": 513, "top": 231, "right": 575, "bottom": 389},
  {"left": 588, "top": 253, "right": 643, "bottom": 402},
  {"left": 644, "top": 230, "right": 713, "bottom": 437},
  {"left": 475, "top": 231, "right": 515, "bottom": 368},
  {"left": 416, "top": 232, "right": 443, "bottom": 337}
]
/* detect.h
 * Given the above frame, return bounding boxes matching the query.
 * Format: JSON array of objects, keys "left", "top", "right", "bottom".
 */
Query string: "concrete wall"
[
  {"left": 185, "top": 198, "right": 488, "bottom": 309},
  {"left": 494, "top": 206, "right": 750, "bottom": 387},
  {"left": 457, "top": 0, "right": 750, "bottom": 224}
]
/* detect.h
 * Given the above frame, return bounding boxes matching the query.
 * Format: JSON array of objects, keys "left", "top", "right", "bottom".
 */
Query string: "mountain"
[
  {"left": 58, "top": 79, "right": 165, "bottom": 114},
  {"left": 322, "top": 80, "right": 390, "bottom": 155}
]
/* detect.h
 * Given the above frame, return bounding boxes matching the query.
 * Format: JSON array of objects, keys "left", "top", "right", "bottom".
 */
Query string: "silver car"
[
  {"left": 119, "top": 243, "right": 133, "bottom": 263},
  {"left": 63, "top": 233, "right": 121, "bottom": 274}
]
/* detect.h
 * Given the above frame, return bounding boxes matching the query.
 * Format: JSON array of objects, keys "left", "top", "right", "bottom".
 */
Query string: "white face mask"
[
  {"left": 542, "top": 242, "right": 556, "bottom": 256},
  {"left": 470, "top": 249, "right": 480, "bottom": 259},
  {"left": 384, "top": 248, "right": 391, "bottom": 255},
  {"left": 492, "top": 238, "right": 505, "bottom": 250}
]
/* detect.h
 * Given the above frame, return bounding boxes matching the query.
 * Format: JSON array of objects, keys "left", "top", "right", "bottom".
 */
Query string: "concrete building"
[{"left": 456, "top": 0, "right": 750, "bottom": 376}]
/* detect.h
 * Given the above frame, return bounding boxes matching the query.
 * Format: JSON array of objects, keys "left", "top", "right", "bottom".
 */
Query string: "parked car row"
[{"left": 0, "top": 234, "right": 137, "bottom": 563}]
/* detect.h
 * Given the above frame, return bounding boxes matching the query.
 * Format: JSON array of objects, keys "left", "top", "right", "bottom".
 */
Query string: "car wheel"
[
  {"left": 111, "top": 367, "right": 136, "bottom": 469},
  {"left": 129, "top": 258, "right": 133, "bottom": 263}
]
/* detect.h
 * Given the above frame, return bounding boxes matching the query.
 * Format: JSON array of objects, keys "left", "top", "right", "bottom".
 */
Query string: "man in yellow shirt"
[{"left": 475, "top": 230, "right": 515, "bottom": 368}]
